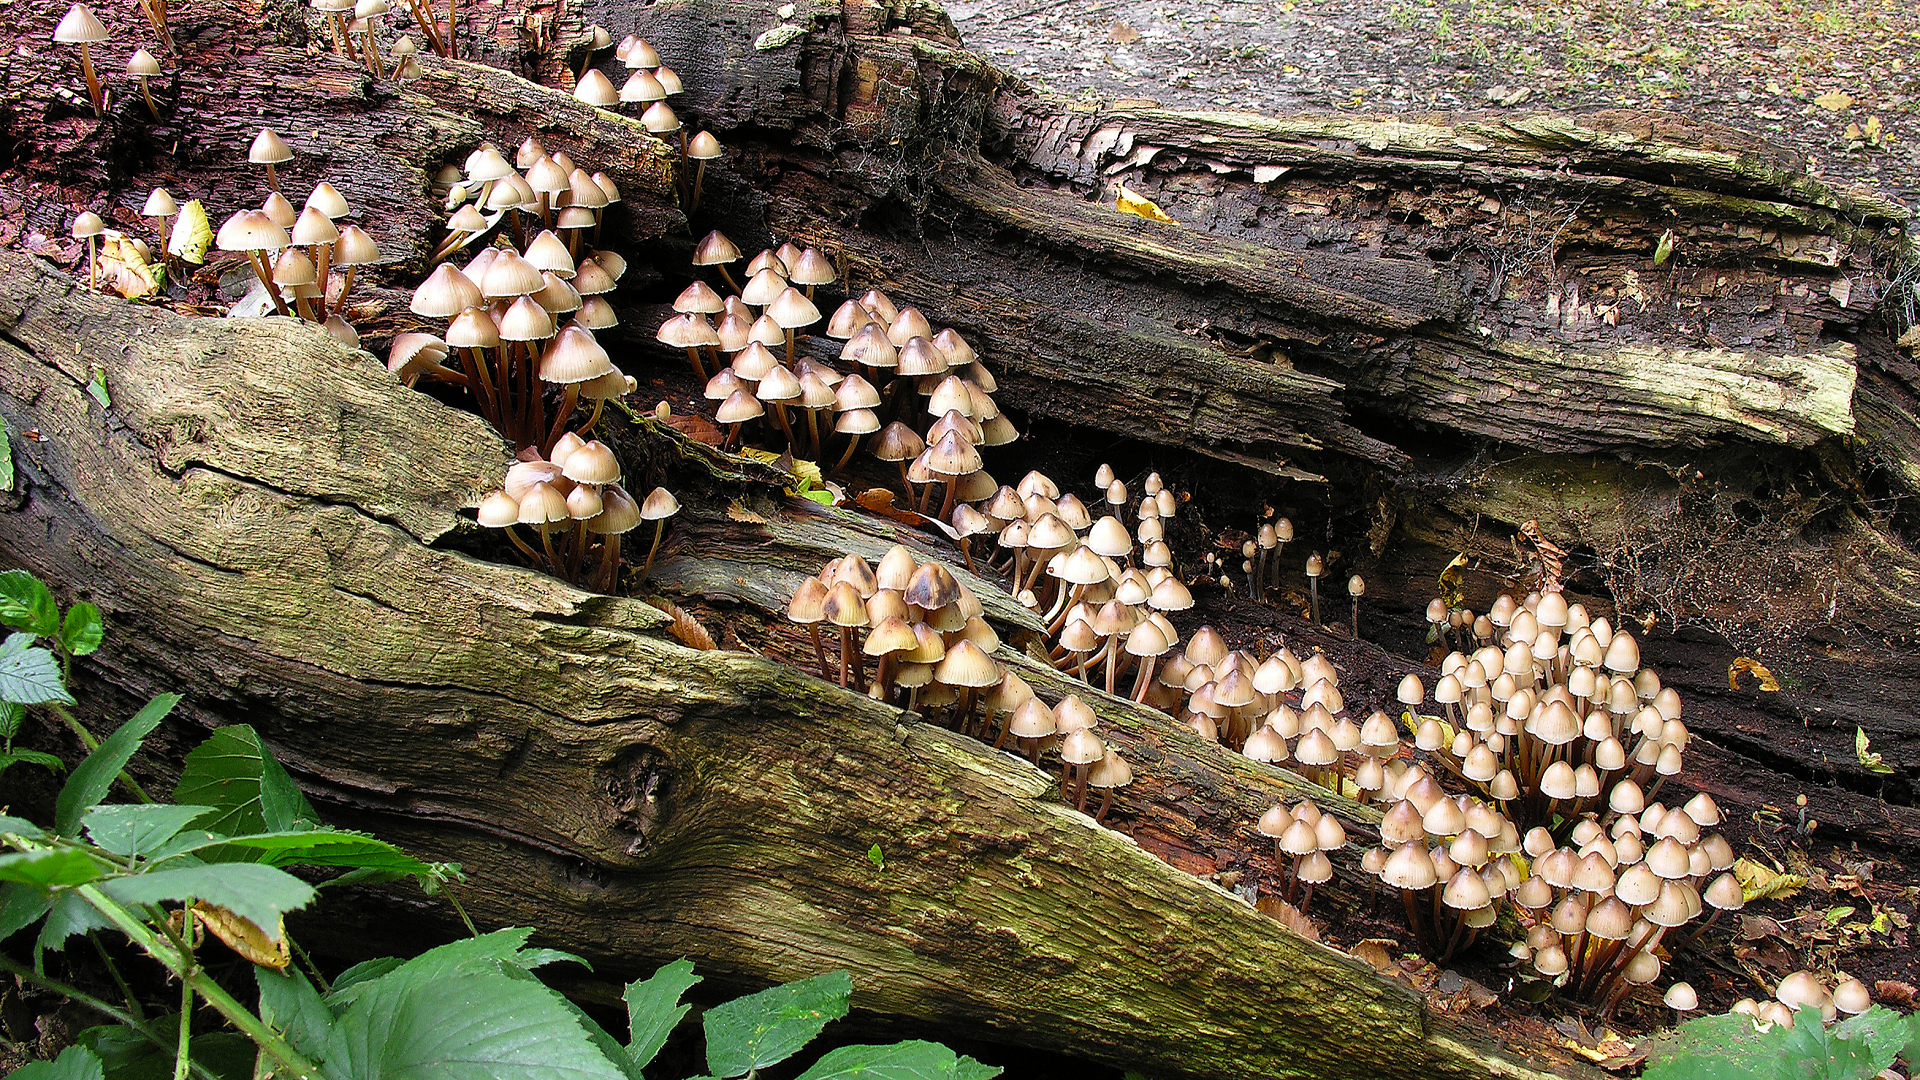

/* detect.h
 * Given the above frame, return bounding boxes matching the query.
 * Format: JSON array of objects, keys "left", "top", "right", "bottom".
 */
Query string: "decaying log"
[{"left": 0, "top": 252, "right": 1586, "bottom": 1079}]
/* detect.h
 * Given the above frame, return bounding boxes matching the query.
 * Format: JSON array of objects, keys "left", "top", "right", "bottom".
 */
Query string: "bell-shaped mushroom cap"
[
  {"left": 714, "top": 388, "right": 764, "bottom": 424},
  {"left": 740, "top": 267, "right": 787, "bottom": 307},
  {"left": 516, "top": 481, "right": 571, "bottom": 525},
  {"left": 620, "top": 69, "right": 667, "bottom": 103},
  {"left": 71, "top": 211, "right": 106, "bottom": 239},
  {"left": 1604, "top": 631, "right": 1641, "bottom": 673},
  {"left": 338, "top": 226, "right": 383, "bottom": 269},
  {"left": 730, "top": 341, "right": 779, "bottom": 381},
  {"left": 693, "top": 231, "right": 742, "bottom": 268},
  {"left": 319, "top": 314, "right": 360, "bottom": 349},
  {"left": 476, "top": 490, "right": 520, "bottom": 527},
  {"left": 1058, "top": 729, "right": 1104, "bottom": 769},
  {"left": 840, "top": 323, "right": 898, "bottom": 368},
  {"left": 289, "top": 206, "right": 340, "bottom": 247},
  {"left": 1663, "top": 982, "right": 1699, "bottom": 1012},
  {"left": 655, "top": 312, "right": 719, "bottom": 350},
  {"left": 126, "top": 48, "right": 162, "bottom": 78},
  {"left": 480, "top": 249, "right": 547, "bottom": 299},
  {"left": 1381, "top": 842, "right": 1438, "bottom": 891},
  {"left": 1776, "top": 971, "right": 1832, "bottom": 1016},
  {"left": 869, "top": 422, "right": 924, "bottom": 463},
  {"left": 1832, "top": 978, "right": 1871, "bottom": 1015},
  {"left": 385, "top": 332, "right": 449, "bottom": 379},
  {"left": 215, "top": 209, "right": 289, "bottom": 251},
  {"left": 403, "top": 267, "right": 483, "bottom": 326},
  {"left": 566, "top": 483, "right": 604, "bottom": 520},
  {"left": 786, "top": 247, "right": 836, "bottom": 287},
  {"left": 539, "top": 324, "right": 616, "bottom": 384},
  {"left": 271, "top": 247, "right": 318, "bottom": 286},
  {"left": 1703, "top": 871, "right": 1744, "bottom": 912},
  {"left": 570, "top": 258, "right": 617, "bottom": 297},
  {"left": 826, "top": 299, "right": 873, "bottom": 339},
  {"left": 573, "top": 296, "right": 620, "bottom": 331},
  {"left": 522, "top": 230, "right": 575, "bottom": 278},
  {"left": 558, "top": 440, "right": 620, "bottom": 485},
  {"left": 894, "top": 336, "right": 947, "bottom": 377},
  {"left": 687, "top": 130, "right": 725, "bottom": 161},
  {"left": 498, "top": 295, "right": 556, "bottom": 342},
  {"left": 622, "top": 36, "right": 661, "bottom": 67},
  {"left": 786, "top": 575, "right": 830, "bottom": 624},
  {"left": 354, "top": 0, "right": 391, "bottom": 17},
  {"left": 934, "top": 639, "right": 1000, "bottom": 689},
  {"left": 591, "top": 486, "right": 645, "bottom": 534},
  {"left": 766, "top": 286, "right": 821, "bottom": 329},
  {"left": 574, "top": 68, "right": 619, "bottom": 107},
  {"left": 532, "top": 272, "right": 582, "bottom": 314},
  {"left": 141, "top": 188, "right": 179, "bottom": 218},
  {"left": 55, "top": 3, "right": 109, "bottom": 42},
  {"left": 638, "top": 486, "right": 681, "bottom": 521},
  {"left": 249, "top": 128, "right": 295, "bottom": 165},
  {"left": 673, "top": 280, "right": 725, "bottom": 315},
  {"left": 641, "top": 100, "right": 681, "bottom": 134},
  {"left": 263, "top": 192, "right": 297, "bottom": 227},
  {"left": 1000, "top": 698, "right": 1053, "bottom": 741},
  {"left": 885, "top": 306, "right": 933, "bottom": 346},
  {"left": 755, "top": 363, "right": 801, "bottom": 403},
  {"left": 655, "top": 66, "right": 684, "bottom": 94},
  {"left": 302, "top": 180, "right": 351, "bottom": 220}
]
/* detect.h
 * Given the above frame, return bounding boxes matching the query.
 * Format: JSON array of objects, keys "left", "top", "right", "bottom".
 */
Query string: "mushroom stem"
[
  {"left": 784, "top": 327, "right": 795, "bottom": 369},
  {"left": 545, "top": 383, "right": 581, "bottom": 454},
  {"left": 770, "top": 402, "right": 795, "bottom": 447},
  {"left": 501, "top": 525, "right": 540, "bottom": 563},
  {"left": 246, "top": 251, "right": 291, "bottom": 316},
  {"left": 639, "top": 518, "right": 667, "bottom": 579},
  {"left": 465, "top": 347, "right": 500, "bottom": 424},
  {"left": 537, "top": 522, "right": 563, "bottom": 575},
  {"left": 445, "top": 0, "right": 458, "bottom": 56},
  {"left": 716, "top": 265, "right": 742, "bottom": 295},
  {"left": 1673, "top": 908, "right": 1724, "bottom": 955},
  {"left": 939, "top": 476, "right": 959, "bottom": 522},
  {"left": 690, "top": 160, "right": 708, "bottom": 216},
  {"left": 78, "top": 41, "right": 103, "bottom": 117},
  {"left": 682, "top": 346, "right": 706, "bottom": 381},
  {"left": 833, "top": 433, "right": 862, "bottom": 472},
  {"left": 1351, "top": 598, "right": 1360, "bottom": 640},
  {"left": 337, "top": 265, "right": 360, "bottom": 315},
  {"left": 956, "top": 537, "right": 975, "bottom": 574},
  {"left": 1072, "top": 764, "right": 1090, "bottom": 812},
  {"left": 577, "top": 398, "right": 606, "bottom": 437},
  {"left": 807, "top": 624, "right": 829, "bottom": 679},
  {"left": 1094, "top": 786, "right": 1114, "bottom": 823},
  {"left": 803, "top": 408, "right": 822, "bottom": 459},
  {"left": 837, "top": 626, "right": 852, "bottom": 688},
  {"left": 1308, "top": 576, "right": 1320, "bottom": 625},
  {"left": 1104, "top": 642, "right": 1119, "bottom": 696},
  {"left": 138, "top": 79, "right": 159, "bottom": 121},
  {"left": 86, "top": 235, "right": 98, "bottom": 289},
  {"left": 263, "top": 161, "right": 281, "bottom": 194},
  {"left": 599, "top": 533, "right": 622, "bottom": 592},
  {"left": 155, "top": 215, "right": 173, "bottom": 275},
  {"left": 1297, "top": 881, "right": 1314, "bottom": 914},
  {"left": 725, "top": 421, "right": 744, "bottom": 450},
  {"left": 1130, "top": 653, "right": 1158, "bottom": 702},
  {"left": 363, "top": 24, "right": 387, "bottom": 80}
]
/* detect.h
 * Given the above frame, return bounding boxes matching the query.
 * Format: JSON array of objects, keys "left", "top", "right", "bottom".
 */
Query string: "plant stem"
[
  {"left": 51, "top": 703, "right": 156, "bottom": 804},
  {"left": 174, "top": 969, "right": 193, "bottom": 1080},
  {"left": 88, "top": 930, "right": 146, "bottom": 1022},
  {"left": 443, "top": 889, "right": 481, "bottom": 937},
  {"left": 76, "top": 886, "right": 325, "bottom": 1080},
  {"left": 0, "top": 956, "right": 221, "bottom": 1080}
]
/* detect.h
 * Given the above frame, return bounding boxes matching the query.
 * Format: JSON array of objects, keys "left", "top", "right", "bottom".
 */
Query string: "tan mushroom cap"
[
  {"left": 641, "top": 101, "right": 680, "bottom": 134},
  {"left": 410, "top": 263, "right": 483, "bottom": 317},
  {"left": 141, "top": 188, "right": 178, "bottom": 218},
  {"left": 688, "top": 130, "right": 724, "bottom": 160},
  {"left": 127, "top": 48, "right": 161, "bottom": 77},
  {"left": 693, "top": 230, "right": 741, "bottom": 266},
  {"left": 539, "top": 324, "right": 617, "bottom": 384},
  {"left": 55, "top": 3, "right": 109, "bottom": 42},
  {"left": 574, "top": 68, "right": 620, "bottom": 107},
  {"left": 249, "top": 128, "right": 295, "bottom": 166},
  {"left": 561, "top": 441, "right": 621, "bottom": 485},
  {"left": 215, "top": 209, "right": 289, "bottom": 251},
  {"left": 71, "top": 211, "right": 106, "bottom": 239},
  {"left": 290, "top": 206, "right": 340, "bottom": 247}
]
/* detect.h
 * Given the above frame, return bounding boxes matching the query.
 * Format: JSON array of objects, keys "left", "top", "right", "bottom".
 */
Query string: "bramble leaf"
[{"left": 703, "top": 970, "right": 852, "bottom": 1078}]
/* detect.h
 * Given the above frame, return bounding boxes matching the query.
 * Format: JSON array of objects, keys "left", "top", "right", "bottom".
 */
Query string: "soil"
[{"left": 950, "top": 0, "right": 1920, "bottom": 212}]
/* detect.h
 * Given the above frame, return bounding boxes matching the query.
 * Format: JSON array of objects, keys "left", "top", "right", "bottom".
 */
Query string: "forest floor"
[{"left": 950, "top": 0, "right": 1920, "bottom": 211}]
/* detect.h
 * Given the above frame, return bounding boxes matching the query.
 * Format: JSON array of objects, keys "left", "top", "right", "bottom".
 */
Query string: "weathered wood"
[{"left": 0, "top": 251, "right": 1589, "bottom": 1080}]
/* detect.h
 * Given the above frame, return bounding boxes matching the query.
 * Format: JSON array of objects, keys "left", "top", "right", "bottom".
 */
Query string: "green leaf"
[
  {"left": 55, "top": 693, "right": 180, "bottom": 836},
  {"left": 1856, "top": 727, "right": 1895, "bottom": 774},
  {"left": 0, "top": 413, "right": 13, "bottom": 493},
  {"left": 1, "top": 748, "right": 66, "bottom": 773},
  {"left": 8, "top": 1044, "right": 106, "bottom": 1080},
  {"left": 173, "top": 725, "right": 319, "bottom": 838},
  {"left": 0, "top": 814, "right": 47, "bottom": 838},
  {"left": 703, "top": 971, "right": 853, "bottom": 1078},
  {"left": 1821, "top": 1007, "right": 1917, "bottom": 1077},
  {"left": 1653, "top": 228, "right": 1676, "bottom": 266},
  {"left": 1644, "top": 1007, "right": 1916, "bottom": 1080},
  {"left": 164, "top": 829, "right": 434, "bottom": 881},
  {"left": 793, "top": 1041, "right": 1003, "bottom": 1080},
  {"left": 0, "top": 848, "right": 105, "bottom": 888},
  {"left": 623, "top": 958, "right": 701, "bottom": 1073},
  {"left": 325, "top": 928, "right": 538, "bottom": 1009},
  {"left": 87, "top": 367, "right": 112, "bottom": 409},
  {"left": 61, "top": 603, "right": 105, "bottom": 656},
  {"left": 0, "top": 880, "right": 53, "bottom": 942},
  {"left": 331, "top": 956, "right": 406, "bottom": 994},
  {"left": 867, "top": 844, "right": 884, "bottom": 870},
  {"left": 38, "top": 890, "right": 116, "bottom": 951},
  {"left": 81, "top": 1019, "right": 256, "bottom": 1080},
  {"left": 328, "top": 966, "right": 629, "bottom": 1080},
  {"left": 96, "top": 863, "right": 316, "bottom": 939},
  {"left": 0, "top": 570, "right": 59, "bottom": 636},
  {"left": 2, "top": 699, "right": 23, "bottom": 738},
  {"left": 0, "top": 644, "right": 74, "bottom": 705},
  {"left": 518, "top": 948, "right": 592, "bottom": 972},
  {"left": 255, "top": 966, "right": 340, "bottom": 1066},
  {"left": 83, "top": 805, "right": 215, "bottom": 858}
]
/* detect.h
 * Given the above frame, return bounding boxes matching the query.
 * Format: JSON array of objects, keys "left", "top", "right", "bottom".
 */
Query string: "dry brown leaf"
[
  {"left": 191, "top": 902, "right": 291, "bottom": 969},
  {"left": 1729, "top": 656, "right": 1782, "bottom": 692},
  {"left": 1516, "top": 519, "right": 1567, "bottom": 586},
  {"left": 1351, "top": 938, "right": 1397, "bottom": 974},
  {"left": 1813, "top": 89, "right": 1854, "bottom": 112},
  {"left": 1253, "top": 896, "right": 1320, "bottom": 942},
  {"left": 646, "top": 598, "right": 718, "bottom": 650},
  {"left": 658, "top": 409, "right": 725, "bottom": 446},
  {"left": 854, "top": 488, "right": 925, "bottom": 526},
  {"left": 1105, "top": 20, "right": 1140, "bottom": 44},
  {"left": 725, "top": 500, "right": 767, "bottom": 524}
]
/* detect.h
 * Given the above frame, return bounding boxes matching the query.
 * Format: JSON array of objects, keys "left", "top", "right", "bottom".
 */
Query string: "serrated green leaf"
[
  {"left": 37, "top": 889, "right": 115, "bottom": 951},
  {"left": 0, "top": 848, "right": 104, "bottom": 888},
  {"left": 7, "top": 1044, "right": 106, "bottom": 1080},
  {"left": 1776, "top": 1004, "right": 1900, "bottom": 1080},
  {"left": 255, "top": 966, "right": 340, "bottom": 1066},
  {"left": 518, "top": 947, "right": 592, "bottom": 972},
  {"left": 83, "top": 804, "right": 215, "bottom": 858},
  {"left": 624, "top": 958, "right": 702, "bottom": 1073},
  {"left": 325, "top": 928, "right": 538, "bottom": 1009},
  {"left": 793, "top": 1041, "right": 1003, "bottom": 1080},
  {"left": 2, "top": 698, "right": 23, "bottom": 739},
  {"left": 1824, "top": 1007, "right": 1919, "bottom": 1076},
  {"left": 704, "top": 971, "right": 853, "bottom": 1078},
  {"left": 0, "top": 644, "right": 74, "bottom": 706},
  {"left": 1643, "top": 1011, "right": 1784, "bottom": 1080},
  {"left": 329, "top": 966, "right": 628, "bottom": 1080},
  {"left": 96, "top": 863, "right": 315, "bottom": 940},
  {"left": 55, "top": 693, "right": 179, "bottom": 836},
  {"left": 81, "top": 1019, "right": 256, "bottom": 1080},
  {"left": 1, "top": 747, "right": 66, "bottom": 773},
  {"left": 0, "top": 814, "right": 47, "bottom": 838},
  {"left": 0, "top": 880, "right": 53, "bottom": 942},
  {"left": 0, "top": 570, "right": 59, "bottom": 636},
  {"left": 162, "top": 829, "right": 434, "bottom": 881},
  {"left": 61, "top": 603, "right": 104, "bottom": 656},
  {"left": 173, "top": 725, "right": 320, "bottom": 838},
  {"left": 332, "top": 956, "right": 407, "bottom": 994}
]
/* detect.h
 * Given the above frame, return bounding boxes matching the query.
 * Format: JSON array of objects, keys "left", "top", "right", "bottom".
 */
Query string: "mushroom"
[
  {"left": 353, "top": 0, "right": 392, "bottom": 78},
  {"left": 686, "top": 131, "right": 723, "bottom": 214},
  {"left": 250, "top": 128, "right": 295, "bottom": 193},
  {"left": 1348, "top": 574, "right": 1365, "bottom": 638},
  {"left": 636, "top": 486, "right": 680, "bottom": 580},
  {"left": 311, "top": 0, "right": 357, "bottom": 57},
  {"left": 1086, "top": 748, "right": 1132, "bottom": 823},
  {"left": 215, "top": 209, "right": 292, "bottom": 316},
  {"left": 53, "top": 5, "right": 109, "bottom": 118},
  {"left": 573, "top": 68, "right": 619, "bottom": 109},
  {"left": 126, "top": 48, "right": 162, "bottom": 120},
  {"left": 70, "top": 211, "right": 106, "bottom": 289},
  {"left": 1305, "top": 552, "right": 1324, "bottom": 624}
]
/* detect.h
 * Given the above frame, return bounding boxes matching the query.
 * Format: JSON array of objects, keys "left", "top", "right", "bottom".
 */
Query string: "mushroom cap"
[
  {"left": 539, "top": 325, "right": 616, "bottom": 383},
  {"left": 215, "top": 209, "right": 290, "bottom": 251},
  {"left": 141, "top": 188, "right": 178, "bottom": 217},
  {"left": 410, "top": 263, "right": 482, "bottom": 317},
  {"left": 516, "top": 482, "right": 571, "bottom": 525},
  {"left": 640, "top": 486, "right": 681, "bottom": 520},
  {"left": 619, "top": 69, "right": 666, "bottom": 103},
  {"left": 1060, "top": 728, "right": 1105, "bottom": 767},
  {"left": 249, "top": 128, "right": 295, "bottom": 166},
  {"left": 693, "top": 230, "right": 741, "bottom": 266},
  {"left": 127, "top": 48, "right": 161, "bottom": 76},
  {"left": 386, "top": 333, "right": 449, "bottom": 378},
  {"left": 767, "top": 286, "right": 821, "bottom": 329},
  {"left": 54, "top": 4, "right": 109, "bottom": 43},
  {"left": 304, "top": 181, "right": 352, "bottom": 220},
  {"left": 476, "top": 490, "right": 520, "bottom": 528},
  {"left": 561, "top": 441, "right": 622, "bottom": 485},
  {"left": 621, "top": 36, "right": 661, "bottom": 67},
  {"left": 289, "top": 206, "right": 340, "bottom": 247},
  {"left": 1663, "top": 982, "right": 1699, "bottom": 1012},
  {"left": 641, "top": 100, "right": 681, "bottom": 134},
  {"left": 271, "top": 247, "right": 317, "bottom": 286},
  {"left": 688, "top": 130, "right": 724, "bottom": 160},
  {"left": 574, "top": 68, "right": 620, "bottom": 107},
  {"left": 1832, "top": 977, "right": 1872, "bottom": 1015},
  {"left": 71, "top": 211, "right": 106, "bottom": 239},
  {"left": 655, "top": 66, "right": 684, "bottom": 94}
]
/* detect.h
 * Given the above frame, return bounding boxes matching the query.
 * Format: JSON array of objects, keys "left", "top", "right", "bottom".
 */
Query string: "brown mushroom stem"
[
  {"left": 833, "top": 433, "right": 862, "bottom": 472},
  {"left": 836, "top": 626, "right": 853, "bottom": 688},
  {"left": 1351, "top": 599, "right": 1361, "bottom": 639},
  {"left": 938, "top": 476, "right": 959, "bottom": 522},
  {"left": 639, "top": 518, "right": 668, "bottom": 580},
  {"left": 1308, "top": 576, "right": 1320, "bottom": 624},
  {"left": 716, "top": 265, "right": 742, "bottom": 294},
  {"left": 78, "top": 42, "right": 104, "bottom": 117},
  {"left": 806, "top": 624, "right": 829, "bottom": 679},
  {"left": 803, "top": 408, "right": 822, "bottom": 458},
  {"left": 1104, "top": 644, "right": 1120, "bottom": 696},
  {"left": 784, "top": 328, "right": 796, "bottom": 369},
  {"left": 1440, "top": 912, "right": 1469, "bottom": 963},
  {"left": 1023, "top": 737, "right": 1041, "bottom": 766},
  {"left": 1094, "top": 786, "right": 1115, "bottom": 823},
  {"left": 154, "top": 215, "right": 173, "bottom": 275},
  {"left": 137, "top": 79, "right": 159, "bottom": 121},
  {"left": 1673, "top": 909, "right": 1724, "bottom": 955},
  {"left": 991, "top": 713, "right": 1014, "bottom": 751},
  {"left": 770, "top": 402, "right": 795, "bottom": 447},
  {"left": 1130, "top": 654, "right": 1158, "bottom": 702},
  {"left": 324, "top": 11, "right": 348, "bottom": 55},
  {"left": 599, "top": 533, "right": 621, "bottom": 592},
  {"left": 500, "top": 524, "right": 539, "bottom": 563},
  {"left": 85, "top": 236, "right": 98, "bottom": 289},
  {"left": 544, "top": 384, "right": 581, "bottom": 454},
  {"left": 1271, "top": 542, "right": 1286, "bottom": 588},
  {"left": 312, "top": 244, "right": 333, "bottom": 319},
  {"left": 362, "top": 25, "right": 387, "bottom": 80},
  {"left": 246, "top": 251, "right": 291, "bottom": 316},
  {"left": 690, "top": 160, "right": 709, "bottom": 216},
  {"left": 464, "top": 347, "right": 501, "bottom": 425},
  {"left": 262, "top": 161, "right": 281, "bottom": 194},
  {"left": 1296, "top": 881, "right": 1314, "bottom": 914},
  {"left": 292, "top": 293, "right": 319, "bottom": 322},
  {"left": 725, "top": 421, "right": 744, "bottom": 450},
  {"left": 536, "top": 522, "right": 563, "bottom": 575},
  {"left": 445, "top": 0, "right": 458, "bottom": 56},
  {"left": 408, "top": 0, "right": 446, "bottom": 56},
  {"left": 577, "top": 398, "right": 606, "bottom": 438},
  {"left": 956, "top": 537, "right": 975, "bottom": 575},
  {"left": 682, "top": 346, "right": 706, "bottom": 381},
  {"left": 1401, "top": 888, "right": 1434, "bottom": 957},
  {"left": 1072, "top": 764, "right": 1090, "bottom": 813},
  {"left": 337, "top": 265, "right": 360, "bottom": 316}
]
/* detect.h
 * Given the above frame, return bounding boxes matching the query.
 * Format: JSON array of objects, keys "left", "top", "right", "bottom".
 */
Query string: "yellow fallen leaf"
[
  {"left": 191, "top": 902, "right": 291, "bottom": 968},
  {"left": 168, "top": 199, "right": 212, "bottom": 265},
  {"left": 1729, "top": 656, "right": 1781, "bottom": 692},
  {"left": 1115, "top": 184, "right": 1176, "bottom": 224},
  {"left": 724, "top": 499, "right": 766, "bottom": 524},
  {"left": 1856, "top": 727, "right": 1894, "bottom": 774},
  {"left": 94, "top": 235, "right": 163, "bottom": 300},
  {"left": 1733, "top": 856, "right": 1807, "bottom": 903},
  {"left": 1813, "top": 89, "right": 1854, "bottom": 112},
  {"left": 1436, "top": 552, "right": 1468, "bottom": 610}
]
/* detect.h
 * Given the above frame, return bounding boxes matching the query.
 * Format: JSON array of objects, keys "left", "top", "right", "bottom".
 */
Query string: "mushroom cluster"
[
  {"left": 664, "top": 232, "right": 1017, "bottom": 507},
  {"left": 1256, "top": 797, "right": 1345, "bottom": 914},
  {"left": 785, "top": 546, "right": 1131, "bottom": 819},
  {"left": 1723, "top": 970, "right": 1878, "bottom": 1029},
  {"left": 310, "top": 0, "right": 436, "bottom": 79},
  {"left": 475, "top": 435, "right": 677, "bottom": 590},
  {"left": 1394, "top": 589, "right": 1686, "bottom": 834},
  {"left": 1358, "top": 768, "right": 1523, "bottom": 963},
  {"left": 209, "top": 130, "right": 382, "bottom": 344},
  {"left": 399, "top": 138, "right": 633, "bottom": 453}
]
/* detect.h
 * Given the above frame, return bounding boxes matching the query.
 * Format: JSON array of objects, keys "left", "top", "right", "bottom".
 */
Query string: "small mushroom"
[
  {"left": 215, "top": 209, "right": 292, "bottom": 316},
  {"left": 126, "top": 49, "right": 162, "bottom": 120},
  {"left": 250, "top": 128, "right": 295, "bottom": 193},
  {"left": 686, "top": 130, "right": 723, "bottom": 214},
  {"left": 53, "top": 4, "right": 109, "bottom": 117},
  {"left": 1348, "top": 573, "right": 1365, "bottom": 638},
  {"left": 637, "top": 486, "right": 680, "bottom": 580},
  {"left": 1305, "top": 552, "right": 1324, "bottom": 624},
  {"left": 70, "top": 211, "right": 106, "bottom": 289}
]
